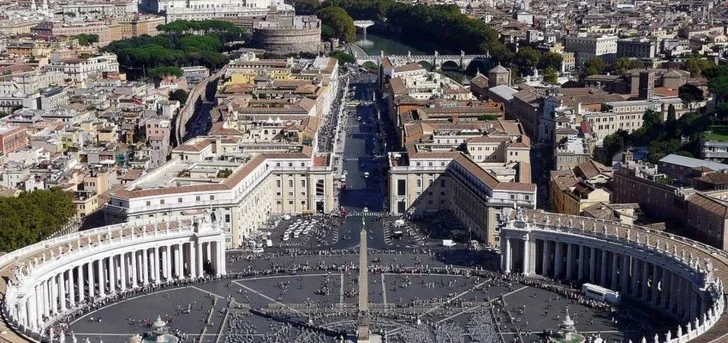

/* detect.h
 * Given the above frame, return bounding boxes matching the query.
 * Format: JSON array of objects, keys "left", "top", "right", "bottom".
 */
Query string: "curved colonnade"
[
  {"left": 501, "top": 209, "right": 728, "bottom": 343},
  {"left": 0, "top": 215, "right": 227, "bottom": 342}
]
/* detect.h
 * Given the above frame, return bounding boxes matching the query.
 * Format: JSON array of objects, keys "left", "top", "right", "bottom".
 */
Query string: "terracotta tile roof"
[
  {"left": 453, "top": 153, "right": 499, "bottom": 188},
  {"left": 470, "top": 74, "right": 488, "bottom": 88},
  {"left": 390, "top": 77, "right": 406, "bottom": 95},
  {"left": 393, "top": 63, "right": 424, "bottom": 73},
  {"left": 687, "top": 193, "right": 728, "bottom": 218}
]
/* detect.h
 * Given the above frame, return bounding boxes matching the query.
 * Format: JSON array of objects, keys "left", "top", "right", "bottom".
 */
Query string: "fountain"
[
  {"left": 128, "top": 316, "right": 179, "bottom": 343},
  {"left": 548, "top": 310, "right": 586, "bottom": 343}
]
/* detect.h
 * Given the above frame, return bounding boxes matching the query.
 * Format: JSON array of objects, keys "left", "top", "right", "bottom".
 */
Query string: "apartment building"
[
  {"left": 105, "top": 139, "right": 335, "bottom": 248},
  {"left": 550, "top": 159, "right": 612, "bottom": 215},
  {"left": 617, "top": 38, "right": 658, "bottom": 59},
  {"left": 388, "top": 150, "right": 536, "bottom": 247},
  {"left": 564, "top": 34, "right": 618, "bottom": 65},
  {"left": 44, "top": 53, "right": 120, "bottom": 82}
]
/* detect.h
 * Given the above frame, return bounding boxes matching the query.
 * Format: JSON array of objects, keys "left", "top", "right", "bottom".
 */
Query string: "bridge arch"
[
  {"left": 439, "top": 60, "right": 461, "bottom": 71},
  {"left": 465, "top": 59, "right": 489, "bottom": 75},
  {"left": 416, "top": 60, "right": 433, "bottom": 71}
]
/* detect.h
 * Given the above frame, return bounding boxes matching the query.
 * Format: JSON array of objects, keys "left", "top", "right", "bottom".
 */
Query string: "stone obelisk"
[{"left": 357, "top": 217, "right": 370, "bottom": 342}]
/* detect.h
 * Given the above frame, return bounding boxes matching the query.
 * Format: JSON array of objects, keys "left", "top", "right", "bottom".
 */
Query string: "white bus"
[{"left": 581, "top": 283, "right": 620, "bottom": 304}]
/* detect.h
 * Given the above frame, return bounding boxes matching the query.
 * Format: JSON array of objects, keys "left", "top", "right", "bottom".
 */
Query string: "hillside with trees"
[{"left": 0, "top": 189, "right": 75, "bottom": 252}]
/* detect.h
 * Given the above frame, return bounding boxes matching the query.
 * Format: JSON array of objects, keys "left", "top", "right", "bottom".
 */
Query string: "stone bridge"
[{"left": 355, "top": 50, "right": 492, "bottom": 71}]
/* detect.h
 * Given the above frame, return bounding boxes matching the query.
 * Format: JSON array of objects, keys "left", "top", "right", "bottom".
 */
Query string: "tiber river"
[{"left": 354, "top": 33, "right": 472, "bottom": 83}]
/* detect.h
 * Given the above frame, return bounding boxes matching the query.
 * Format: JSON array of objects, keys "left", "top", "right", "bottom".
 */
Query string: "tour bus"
[{"left": 581, "top": 283, "right": 620, "bottom": 304}]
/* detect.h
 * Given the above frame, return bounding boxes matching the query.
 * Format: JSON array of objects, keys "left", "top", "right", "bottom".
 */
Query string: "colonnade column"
[
  {"left": 154, "top": 248, "right": 161, "bottom": 284},
  {"left": 132, "top": 251, "right": 138, "bottom": 287},
  {"left": 566, "top": 243, "right": 573, "bottom": 280},
  {"left": 77, "top": 263, "right": 84, "bottom": 303},
  {"left": 59, "top": 271, "right": 67, "bottom": 312},
  {"left": 162, "top": 247, "right": 168, "bottom": 280},
  {"left": 588, "top": 247, "right": 596, "bottom": 282},
  {"left": 600, "top": 249, "right": 608, "bottom": 286},
  {"left": 28, "top": 294, "right": 37, "bottom": 330},
  {"left": 651, "top": 264, "right": 659, "bottom": 305},
  {"left": 68, "top": 268, "right": 75, "bottom": 307},
  {"left": 49, "top": 275, "right": 57, "bottom": 315},
  {"left": 620, "top": 255, "right": 629, "bottom": 293},
  {"left": 88, "top": 262, "right": 95, "bottom": 298},
  {"left": 98, "top": 258, "right": 106, "bottom": 297},
  {"left": 176, "top": 244, "right": 183, "bottom": 278},
  {"left": 110, "top": 255, "right": 116, "bottom": 294},
  {"left": 217, "top": 241, "right": 226, "bottom": 276},
  {"left": 542, "top": 240, "right": 550, "bottom": 277},
  {"left": 190, "top": 242, "right": 198, "bottom": 278},
  {"left": 206, "top": 242, "right": 212, "bottom": 267},
  {"left": 166, "top": 246, "right": 172, "bottom": 279},
  {"left": 554, "top": 242, "right": 562, "bottom": 278},
  {"left": 660, "top": 269, "right": 670, "bottom": 309},
  {"left": 611, "top": 253, "right": 619, "bottom": 290},
  {"left": 143, "top": 249, "right": 149, "bottom": 285},
  {"left": 670, "top": 273, "right": 679, "bottom": 313},
  {"left": 630, "top": 259, "right": 639, "bottom": 297},
  {"left": 196, "top": 241, "right": 203, "bottom": 276},
  {"left": 120, "top": 253, "right": 127, "bottom": 291},
  {"left": 641, "top": 261, "right": 649, "bottom": 301},
  {"left": 578, "top": 245, "right": 585, "bottom": 281},
  {"left": 34, "top": 284, "right": 42, "bottom": 328},
  {"left": 522, "top": 239, "right": 531, "bottom": 276}
]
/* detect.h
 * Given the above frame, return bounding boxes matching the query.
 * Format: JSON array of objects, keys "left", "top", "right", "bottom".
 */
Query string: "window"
[
  {"left": 288, "top": 201, "right": 293, "bottom": 205},
  {"left": 510, "top": 195, "right": 515, "bottom": 199},
  {"left": 289, "top": 180, "right": 293, "bottom": 187},
  {"left": 417, "top": 179, "right": 422, "bottom": 188},
  {"left": 178, "top": 198, "right": 183, "bottom": 203},
  {"left": 276, "top": 180, "right": 281, "bottom": 187},
  {"left": 288, "top": 192, "right": 293, "bottom": 196},
  {"left": 301, "top": 180, "right": 306, "bottom": 187},
  {"left": 146, "top": 201, "right": 151, "bottom": 206},
  {"left": 225, "top": 214, "right": 230, "bottom": 223},
  {"left": 196, "top": 196, "right": 201, "bottom": 201},
  {"left": 160, "top": 199, "right": 165, "bottom": 205},
  {"left": 209, "top": 195, "right": 214, "bottom": 200}
]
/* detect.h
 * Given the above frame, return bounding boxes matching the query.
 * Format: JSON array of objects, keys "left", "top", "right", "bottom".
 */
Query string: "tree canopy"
[
  {"left": 0, "top": 189, "right": 75, "bottom": 252},
  {"left": 74, "top": 34, "right": 99, "bottom": 46},
  {"left": 330, "top": 50, "right": 356, "bottom": 64},
  {"left": 316, "top": 7, "right": 356, "bottom": 42},
  {"left": 169, "top": 89, "right": 189, "bottom": 104},
  {"left": 104, "top": 34, "right": 229, "bottom": 79},
  {"left": 319, "top": 0, "right": 503, "bottom": 57}
]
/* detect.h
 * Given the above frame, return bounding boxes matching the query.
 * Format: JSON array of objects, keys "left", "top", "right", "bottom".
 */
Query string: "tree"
[
  {"left": 316, "top": 7, "right": 355, "bottom": 42},
  {"left": 612, "top": 57, "right": 644, "bottom": 76},
  {"left": 169, "top": 89, "right": 189, "bottom": 104},
  {"left": 362, "top": 61, "right": 377, "bottom": 69},
  {"left": 514, "top": 47, "right": 540, "bottom": 75},
  {"left": 321, "top": 24, "right": 336, "bottom": 40},
  {"left": 667, "top": 104, "right": 677, "bottom": 123},
  {"left": 330, "top": 50, "right": 355, "bottom": 64},
  {"left": 583, "top": 57, "right": 606, "bottom": 76},
  {"left": 708, "top": 75, "right": 728, "bottom": 104},
  {"left": 543, "top": 67, "right": 558, "bottom": 85},
  {"left": 538, "top": 52, "right": 563, "bottom": 71},
  {"left": 489, "top": 43, "right": 514, "bottom": 65},
  {"left": 678, "top": 83, "right": 704, "bottom": 109},
  {"left": 74, "top": 33, "right": 99, "bottom": 46},
  {"left": 684, "top": 57, "right": 713, "bottom": 77}
]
